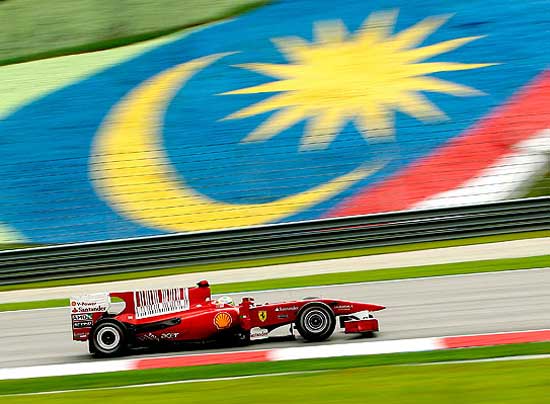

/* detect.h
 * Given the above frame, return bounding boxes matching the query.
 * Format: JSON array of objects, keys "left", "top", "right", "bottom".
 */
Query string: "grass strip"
[
  {"left": 1, "top": 255, "right": 548, "bottom": 312},
  {"left": 0, "top": 0, "right": 270, "bottom": 66},
  {"left": 0, "top": 297, "right": 124, "bottom": 313},
  {"left": 525, "top": 171, "right": 550, "bottom": 198},
  {"left": 1, "top": 342, "right": 550, "bottom": 396},
  {"left": 1, "top": 230, "right": 547, "bottom": 292},
  {"left": 0, "top": 299, "right": 67, "bottom": 312},
  {"left": 213, "top": 255, "right": 550, "bottom": 294},
  {"left": 0, "top": 243, "right": 38, "bottom": 251}
]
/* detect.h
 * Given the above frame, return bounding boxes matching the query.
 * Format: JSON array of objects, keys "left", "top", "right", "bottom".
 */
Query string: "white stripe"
[
  {"left": 407, "top": 353, "right": 550, "bottom": 366},
  {"left": 0, "top": 359, "right": 134, "bottom": 380},
  {"left": 0, "top": 370, "right": 326, "bottom": 397},
  {"left": 414, "top": 129, "right": 550, "bottom": 209},
  {"left": 269, "top": 337, "right": 442, "bottom": 361}
]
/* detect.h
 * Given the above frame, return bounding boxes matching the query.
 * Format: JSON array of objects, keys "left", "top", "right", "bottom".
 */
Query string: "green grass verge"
[
  {"left": 1, "top": 342, "right": 550, "bottom": 397},
  {"left": 0, "top": 299, "right": 67, "bottom": 312},
  {"left": 213, "top": 254, "right": 550, "bottom": 294},
  {"left": 525, "top": 170, "right": 550, "bottom": 198},
  {"left": 0, "top": 230, "right": 547, "bottom": 292},
  {"left": 2, "top": 255, "right": 548, "bottom": 312},
  {"left": 0, "top": 297, "right": 124, "bottom": 313},
  {"left": 0, "top": 243, "right": 40, "bottom": 251},
  {"left": 0, "top": 0, "right": 269, "bottom": 66}
]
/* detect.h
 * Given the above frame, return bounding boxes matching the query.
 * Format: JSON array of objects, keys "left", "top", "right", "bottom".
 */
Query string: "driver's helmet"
[{"left": 216, "top": 295, "right": 235, "bottom": 306}]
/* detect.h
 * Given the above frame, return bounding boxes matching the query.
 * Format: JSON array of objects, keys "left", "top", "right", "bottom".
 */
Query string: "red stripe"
[
  {"left": 128, "top": 329, "right": 550, "bottom": 372},
  {"left": 133, "top": 350, "right": 271, "bottom": 370},
  {"left": 441, "top": 330, "right": 550, "bottom": 349},
  {"left": 328, "top": 70, "right": 550, "bottom": 217}
]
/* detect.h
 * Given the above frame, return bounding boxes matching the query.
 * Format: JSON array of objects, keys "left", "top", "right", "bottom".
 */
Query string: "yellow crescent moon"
[{"left": 91, "top": 53, "right": 380, "bottom": 232}]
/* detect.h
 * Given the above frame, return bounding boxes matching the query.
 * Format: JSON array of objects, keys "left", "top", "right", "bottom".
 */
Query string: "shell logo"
[{"left": 213, "top": 312, "right": 233, "bottom": 330}]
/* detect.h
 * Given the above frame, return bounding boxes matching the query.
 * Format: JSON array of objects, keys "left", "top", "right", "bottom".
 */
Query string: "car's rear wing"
[
  {"left": 69, "top": 292, "right": 111, "bottom": 341},
  {"left": 70, "top": 281, "right": 213, "bottom": 342}
]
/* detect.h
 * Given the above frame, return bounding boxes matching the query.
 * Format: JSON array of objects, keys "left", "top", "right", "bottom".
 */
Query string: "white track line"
[{"left": 406, "top": 353, "right": 550, "bottom": 366}]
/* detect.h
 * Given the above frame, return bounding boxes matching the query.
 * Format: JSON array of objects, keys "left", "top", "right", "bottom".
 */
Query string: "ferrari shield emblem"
[{"left": 258, "top": 310, "right": 267, "bottom": 322}]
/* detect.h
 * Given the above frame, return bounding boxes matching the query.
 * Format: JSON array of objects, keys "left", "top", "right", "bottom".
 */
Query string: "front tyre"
[
  {"left": 90, "top": 321, "right": 127, "bottom": 357},
  {"left": 295, "top": 303, "right": 336, "bottom": 342}
]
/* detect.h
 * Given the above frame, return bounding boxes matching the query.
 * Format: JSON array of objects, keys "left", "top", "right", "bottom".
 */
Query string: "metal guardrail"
[{"left": 0, "top": 197, "right": 548, "bottom": 285}]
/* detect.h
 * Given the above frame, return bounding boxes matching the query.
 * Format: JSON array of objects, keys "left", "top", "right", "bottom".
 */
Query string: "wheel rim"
[
  {"left": 303, "top": 309, "right": 329, "bottom": 333},
  {"left": 96, "top": 326, "right": 121, "bottom": 351}
]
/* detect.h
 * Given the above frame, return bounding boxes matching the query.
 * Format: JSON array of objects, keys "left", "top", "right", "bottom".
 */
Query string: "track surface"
[{"left": 1, "top": 268, "right": 549, "bottom": 368}]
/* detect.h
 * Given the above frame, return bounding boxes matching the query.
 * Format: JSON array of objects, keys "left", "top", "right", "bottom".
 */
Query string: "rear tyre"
[
  {"left": 90, "top": 321, "right": 127, "bottom": 357},
  {"left": 295, "top": 303, "right": 336, "bottom": 342}
]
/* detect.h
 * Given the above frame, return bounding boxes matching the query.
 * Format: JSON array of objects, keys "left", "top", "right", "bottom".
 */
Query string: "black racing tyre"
[
  {"left": 295, "top": 303, "right": 336, "bottom": 342},
  {"left": 89, "top": 320, "right": 127, "bottom": 357}
]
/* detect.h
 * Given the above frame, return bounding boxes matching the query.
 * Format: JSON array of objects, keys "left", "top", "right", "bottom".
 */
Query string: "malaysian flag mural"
[{"left": 0, "top": 0, "right": 548, "bottom": 243}]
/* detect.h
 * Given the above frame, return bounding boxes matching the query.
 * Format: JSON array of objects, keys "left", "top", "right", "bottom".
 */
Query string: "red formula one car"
[{"left": 70, "top": 280, "right": 385, "bottom": 357}]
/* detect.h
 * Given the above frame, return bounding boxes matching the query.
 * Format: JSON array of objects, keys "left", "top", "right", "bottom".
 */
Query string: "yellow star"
[{"left": 220, "top": 10, "right": 496, "bottom": 150}]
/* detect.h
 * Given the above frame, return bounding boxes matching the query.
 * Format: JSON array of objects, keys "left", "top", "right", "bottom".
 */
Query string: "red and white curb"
[{"left": 1, "top": 329, "right": 549, "bottom": 380}]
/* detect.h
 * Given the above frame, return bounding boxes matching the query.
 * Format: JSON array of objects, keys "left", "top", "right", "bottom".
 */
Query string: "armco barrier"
[{"left": 0, "top": 197, "right": 548, "bottom": 285}]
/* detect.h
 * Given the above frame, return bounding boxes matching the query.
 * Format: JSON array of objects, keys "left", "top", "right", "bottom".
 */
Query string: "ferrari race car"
[{"left": 70, "top": 280, "right": 385, "bottom": 357}]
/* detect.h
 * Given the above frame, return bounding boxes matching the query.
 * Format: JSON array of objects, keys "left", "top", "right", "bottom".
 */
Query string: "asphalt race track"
[{"left": 1, "top": 268, "right": 549, "bottom": 368}]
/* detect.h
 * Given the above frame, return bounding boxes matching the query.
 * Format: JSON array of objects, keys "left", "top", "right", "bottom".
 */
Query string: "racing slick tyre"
[
  {"left": 295, "top": 303, "right": 336, "bottom": 342},
  {"left": 89, "top": 320, "right": 127, "bottom": 357}
]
